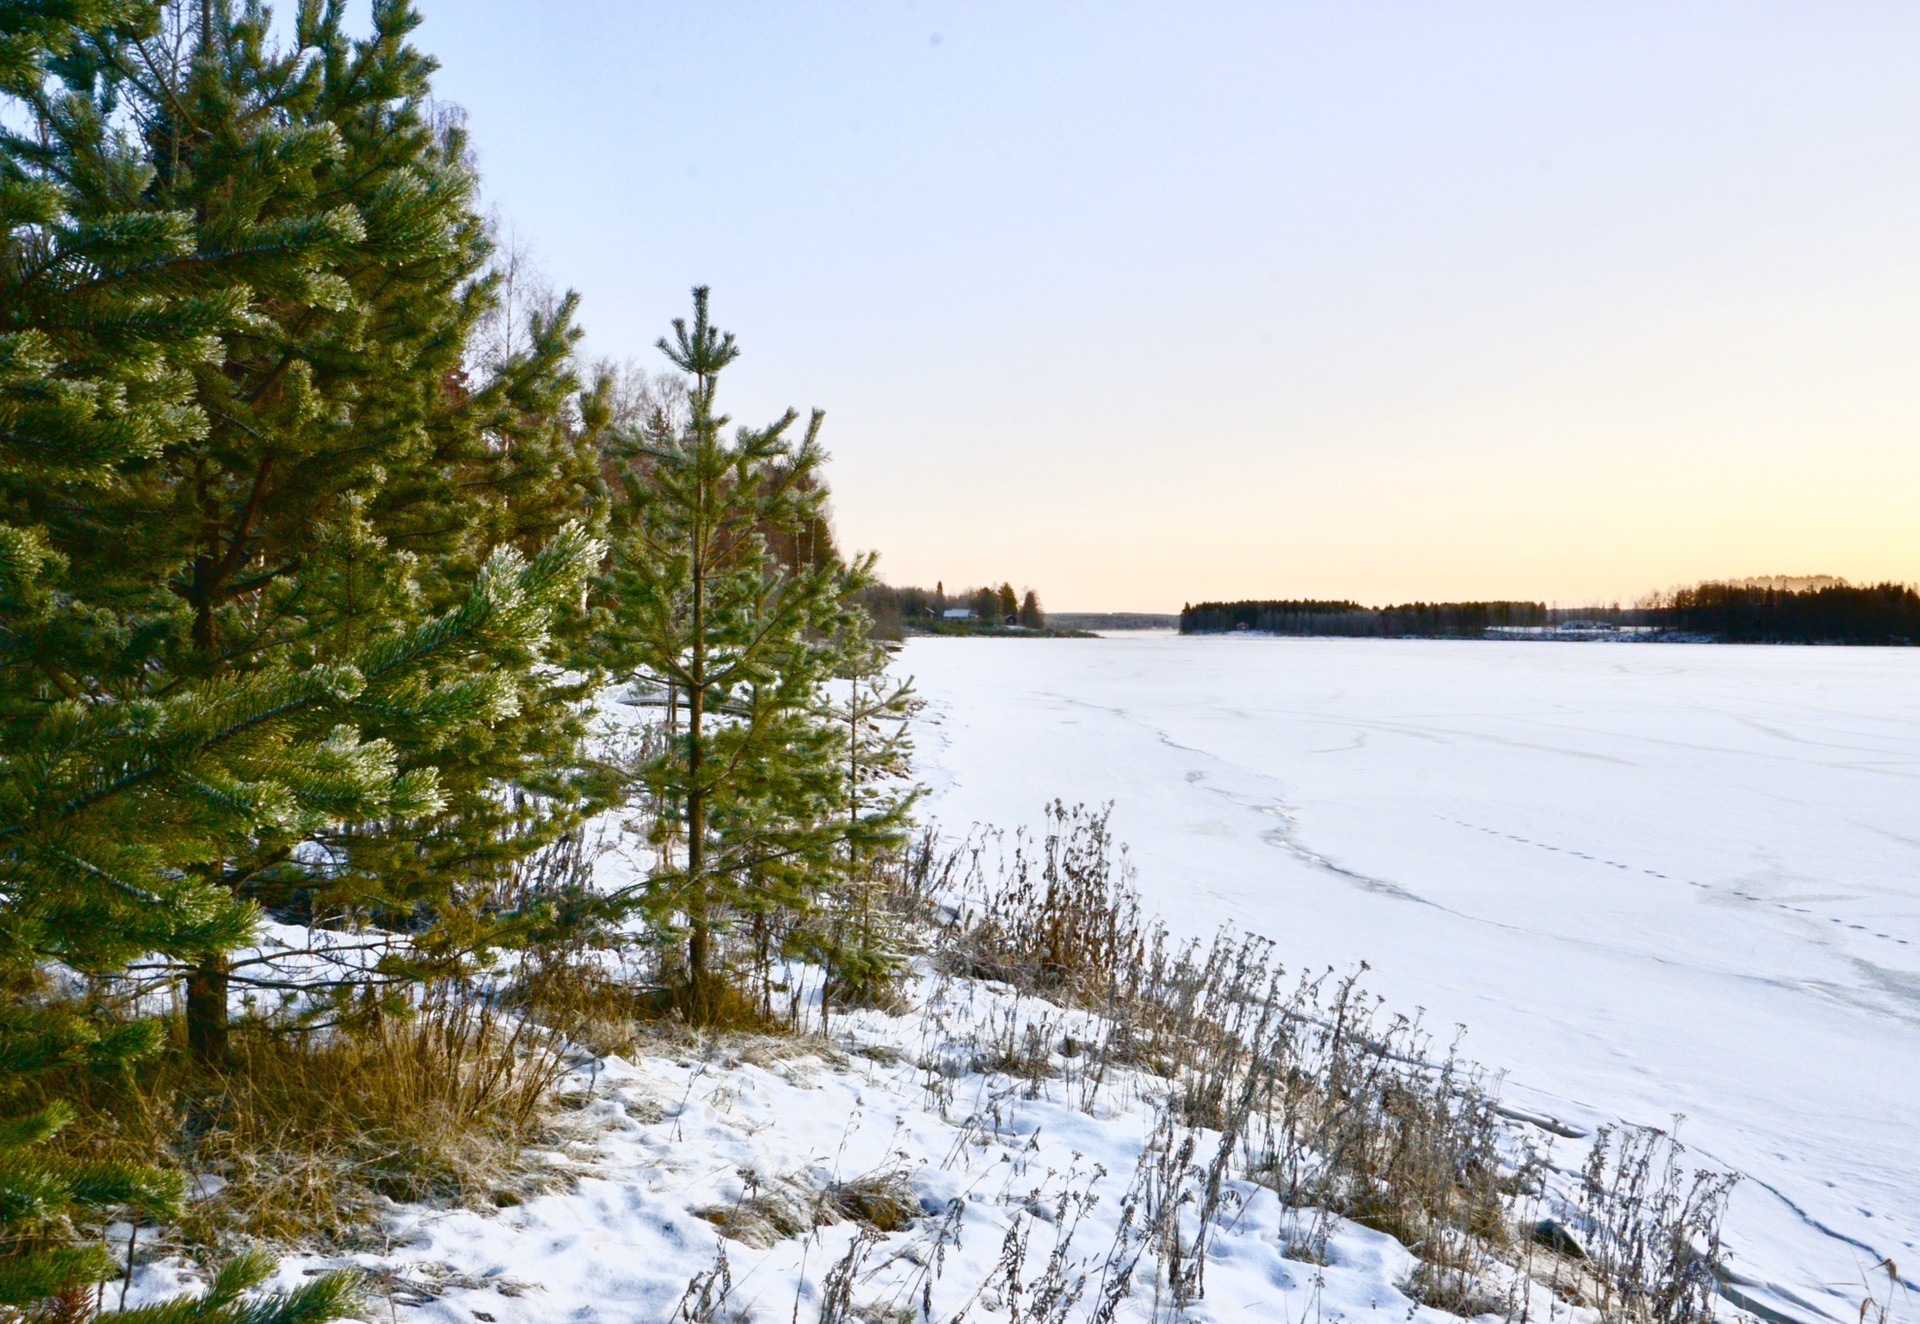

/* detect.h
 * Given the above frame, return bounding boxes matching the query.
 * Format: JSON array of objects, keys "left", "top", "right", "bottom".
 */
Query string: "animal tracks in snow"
[{"left": 1444, "top": 817, "right": 1909, "bottom": 946}]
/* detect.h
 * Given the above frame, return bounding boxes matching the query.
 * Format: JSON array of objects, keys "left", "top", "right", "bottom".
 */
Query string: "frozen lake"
[{"left": 904, "top": 635, "right": 1920, "bottom": 1323}]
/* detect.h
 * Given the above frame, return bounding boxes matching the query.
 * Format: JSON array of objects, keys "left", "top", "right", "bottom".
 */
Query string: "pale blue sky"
[{"left": 418, "top": 2, "right": 1920, "bottom": 610}]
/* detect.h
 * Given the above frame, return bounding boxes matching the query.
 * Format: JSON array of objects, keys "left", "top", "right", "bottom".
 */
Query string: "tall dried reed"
[{"left": 886, "top": 803, "right": 1739, "bottom": 1324}]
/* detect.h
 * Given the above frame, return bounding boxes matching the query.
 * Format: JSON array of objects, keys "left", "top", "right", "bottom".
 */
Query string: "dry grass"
[
  {"left": 43, "top": 994, "right": 564, "bottom": 1249},
  {"left": 1570, "top": 1124, "right": 1736, "bottom": 1324},
  {"left": 921, "top": 803, "right": 1143, "bottom": 1002},
  {"left": 905, "top": 808, "right": 1515, "bottom": 1259},
  {"left": 31, "top": 800, "right": 1742, "bottom": 1324},
  {"left": 697, "top": 1168, "right": 921, "bottom": 1249},
  {"left": 892, "top": 804, "right": 1740, "bottom": 1324},
  {"left": 506, "top": 955, "right": 659, "bottom": 1057},
  {"left": 504, "top": 950, "right": 804, "bottom": 1068}
]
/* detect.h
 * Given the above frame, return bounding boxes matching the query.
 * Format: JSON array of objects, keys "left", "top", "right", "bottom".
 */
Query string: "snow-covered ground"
[
  {"left": 144, "top": 959, "right": 1531, "bottom": 1324},
  {"left": 133, "top": 676, "right": 1580, "bottom": 1324},
  {"left": 207, "top": 972, "right": 1519, "bottom": 1324},
  {"left": 902, "top": 634, "right": 1920, "bottom": 1324}
]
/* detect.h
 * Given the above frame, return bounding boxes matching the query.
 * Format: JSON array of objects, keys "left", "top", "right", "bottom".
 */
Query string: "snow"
[
  {"left": 121, "top": 638, "right": 1920, "bottom": 1323},
  {"left": 319, "top": 984, "right": 1462, "bottom": 1324},
  {"left": 137, "top": 970, "right": 1520, "bottom": 1324},
  {"left": 126, "top": 674, "right": 1574, "bottom": 1324},
  {"left": 900, "top": 634, "right": 1920, "bottom": 1324}
]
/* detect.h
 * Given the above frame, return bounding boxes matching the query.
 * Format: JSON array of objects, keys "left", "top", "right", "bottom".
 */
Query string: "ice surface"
[{"left": 904, "top": 634, "right": 1920, "bottom": 1323}]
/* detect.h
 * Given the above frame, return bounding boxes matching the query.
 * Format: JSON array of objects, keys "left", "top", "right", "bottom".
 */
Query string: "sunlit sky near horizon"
[{"left": 418, "top": 2, "right": 1920, "bottom": 612}]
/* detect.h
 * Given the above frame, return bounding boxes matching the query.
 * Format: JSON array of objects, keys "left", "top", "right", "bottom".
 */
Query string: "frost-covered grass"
[
  {"left": 118, "top": 975, "right": 1552, "bottom": 1324},
  {"left": 99, "top": 809, "right": 1749, "bottom": 1324},
  {"left": 35, "top": 961, "right": 566, "bottom": 1251}
]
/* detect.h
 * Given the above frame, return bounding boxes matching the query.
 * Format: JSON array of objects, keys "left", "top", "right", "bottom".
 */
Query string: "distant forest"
[
  {"left": 1181, "top": 600, "right": 1550, "bottom": 638},
  {"left": 861, "top": 582, "right": 1090, "bottom": 637},
  {"left": 1652, "top": 580, "right": 1920, "bottom": 643},
  {"left": 1181, "top": 579, "right": 1920, "bottom": 645}
]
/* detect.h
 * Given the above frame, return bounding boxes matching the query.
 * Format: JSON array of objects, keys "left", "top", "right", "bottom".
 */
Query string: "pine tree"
[
  {"left": 0, "top": 1008, "right": 176, "bottom": 1312},
  {"left": 592, "top": 289, "right": 866, "bottom": 1013},
  {"left": 0, "top": 5, "right": 567, "bottom": 1302},
  {"left": 0, "top": 0, "right": 606, "bottom": 1058},
  {"left": 831, "top": 631, "right": 921, "bottom": 876},
  {"left": 0, "top": 1007, "right": 357, "bottom": 1322},
  {"left": 804, "top": 624, "right": 921, "bottom": 1017},
  {"left": 1018, "top": 588, "right": 1044, "bottom": 630},
  {"left": 3, "top": 0, "right": 248, "bottom": 974}
]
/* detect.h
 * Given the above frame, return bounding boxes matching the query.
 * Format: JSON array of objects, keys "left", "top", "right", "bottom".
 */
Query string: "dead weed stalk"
[{"left": 896, "top": 804, "right": 1741, "bottom": 1324}]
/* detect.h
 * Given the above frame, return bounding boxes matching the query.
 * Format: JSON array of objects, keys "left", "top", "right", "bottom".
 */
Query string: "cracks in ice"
[
  {"left": 1243, "top": 796, "right": 1436, "bottom": 906},
  {"left": 1038, "top": 696, "right": 1916, "bottom": 974},
  {"left": 1712, "top": 1165, "right": 1920, "bottom": 1309},
  {"left": 1047, "top": 692, "right": 1438, "bottom": 907}
]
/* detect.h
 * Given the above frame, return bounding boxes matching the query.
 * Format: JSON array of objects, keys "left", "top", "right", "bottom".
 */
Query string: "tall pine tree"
[
  {"left": 593, "top": 289, "right": 868, "bottom": 1015},
  {"left": 0, "top": 4, "right": 568, "bottom": 1304},
  {"left": 1, "top": 0, "right": 607, "bottom": 1059}
]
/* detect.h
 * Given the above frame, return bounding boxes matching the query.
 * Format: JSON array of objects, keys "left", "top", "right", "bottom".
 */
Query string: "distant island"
[
  {"left": 1181, "top": 578, "right": 1920, "bottom": 645},
  {"left": 859, "top": 585, "right": 1180, "bottom": 639},
  {"left": 861, "top": 582, "right": 1094, "bottom": 637}
]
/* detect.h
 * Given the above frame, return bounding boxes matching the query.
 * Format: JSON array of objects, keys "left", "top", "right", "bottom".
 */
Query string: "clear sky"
[{"left": 417, "top": 2, "right": 1920, "bottom": 611}]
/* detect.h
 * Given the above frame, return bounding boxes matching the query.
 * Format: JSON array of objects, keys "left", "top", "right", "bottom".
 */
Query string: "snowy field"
[{"left": 904, "top": 635, "right": 1920, "bottom": 1324}]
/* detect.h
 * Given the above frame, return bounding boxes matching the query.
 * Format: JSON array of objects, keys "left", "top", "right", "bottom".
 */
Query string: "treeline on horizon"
[
  {"left": 1181, "top": 579, "right": 1920, "bottom": 644},
  {"left": 1181, "top": 599, "right": 1557, "bottom": 637},
  {"left": 859, "top": 581, "right": 1065, "bottom": 636},
  {"left": 1653, "top": 580, "right": 1920, "bottom": 643}
]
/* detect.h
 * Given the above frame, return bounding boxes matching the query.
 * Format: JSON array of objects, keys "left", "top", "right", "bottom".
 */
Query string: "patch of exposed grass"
[
  {"left": 698, "top": 1168, "right": 921, "bottom": 1248},
  {"left": 506, "top": 954, "right": 802, "bottom": 1069},
  {"left": 43, "top": 998, "right": 563, "bottom": 1249}
]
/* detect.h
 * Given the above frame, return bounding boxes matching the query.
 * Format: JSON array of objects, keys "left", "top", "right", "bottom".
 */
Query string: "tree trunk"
[
  {"left": 684, "top": 456, "right": 710, "bottom": 994},
  {"left": 185, "top": 952, "right": 229, "bottom": 1065},
  {"left": 186, "top": 467, "right": 235, "bottom": 1063},
  {"left": 684, "top": 659, "right": 707, "bottom": 984}
]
